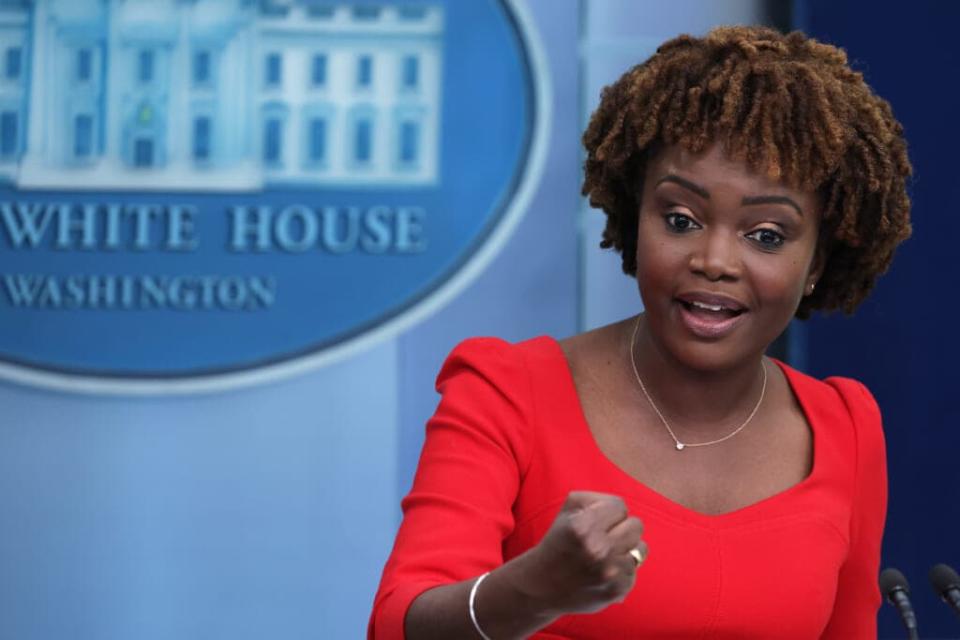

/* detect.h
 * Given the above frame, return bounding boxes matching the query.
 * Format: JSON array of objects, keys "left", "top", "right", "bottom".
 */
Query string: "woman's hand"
[
  {"left": 403, "top": 491, "right": 646, "bottom": 640},
  {"left": 512, "top": 491, "right": 647, "bottom": 616}
]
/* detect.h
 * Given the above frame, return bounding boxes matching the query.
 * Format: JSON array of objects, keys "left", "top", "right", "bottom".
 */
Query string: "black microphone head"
[
  {"left": 880, "top": 567, "right": 911, "bottom": 599},
  {"left": 930, "top": 563, "right": 960, "bottom": 595}
]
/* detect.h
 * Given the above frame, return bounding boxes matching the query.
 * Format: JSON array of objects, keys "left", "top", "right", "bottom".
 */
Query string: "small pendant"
[{"left": 675, "top": 442, "right": 685, "bottom": 451}]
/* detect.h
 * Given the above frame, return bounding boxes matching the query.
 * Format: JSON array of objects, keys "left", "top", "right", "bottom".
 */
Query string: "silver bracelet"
[{"left": 468, "top": 571, "right": 494, "bottom": 640}]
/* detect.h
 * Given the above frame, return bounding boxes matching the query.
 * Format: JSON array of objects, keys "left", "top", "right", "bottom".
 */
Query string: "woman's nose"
[{"left": 688, "top": 229, "right": 743, "bottom": 281}]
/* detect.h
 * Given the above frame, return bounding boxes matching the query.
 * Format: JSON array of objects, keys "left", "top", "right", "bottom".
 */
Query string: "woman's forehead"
[
  {"left": 643, "top": 143, "right": 824, "bottom": 223},
  {"left": 648, "top": 144, "right": 809, "bottom": 196}
]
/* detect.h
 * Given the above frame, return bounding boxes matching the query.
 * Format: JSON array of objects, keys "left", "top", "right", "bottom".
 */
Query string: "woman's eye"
[
  {"left": 665, "top": 212, "right": 699, "bottom": 232},
  {"left": 747, "top": 228, "right": 785, "bottom": 248}
]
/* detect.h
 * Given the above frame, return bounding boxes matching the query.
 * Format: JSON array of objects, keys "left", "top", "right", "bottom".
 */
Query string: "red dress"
[{"left": 369, "top": 337, "right": 887, "bottom": 639}]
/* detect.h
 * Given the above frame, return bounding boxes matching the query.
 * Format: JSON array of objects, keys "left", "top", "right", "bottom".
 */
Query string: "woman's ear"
[{"left": 805, "top": 246, "right": 826, "bottom": 297}]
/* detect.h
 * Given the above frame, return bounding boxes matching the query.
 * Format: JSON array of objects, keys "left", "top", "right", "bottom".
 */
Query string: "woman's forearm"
[{"left": 403, "top": 551, "right": 559, "bottom": 640}]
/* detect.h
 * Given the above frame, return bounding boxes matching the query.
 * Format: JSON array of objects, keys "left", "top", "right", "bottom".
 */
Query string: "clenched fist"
[{"left": 517, "top": 491, "right": 647, "bottom": 616}]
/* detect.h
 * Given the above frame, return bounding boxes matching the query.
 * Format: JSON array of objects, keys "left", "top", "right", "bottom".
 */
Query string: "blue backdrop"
[{"left": 798, "top": 1, "right": 960, "bottom": 637}]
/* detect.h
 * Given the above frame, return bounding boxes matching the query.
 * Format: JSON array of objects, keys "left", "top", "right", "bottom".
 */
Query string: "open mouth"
[
  {"left": 674, "top": 297, "right": 748, "bottom": 339},
  {"left": 678, "top": 299, "right": 745, "bottom": 319}
]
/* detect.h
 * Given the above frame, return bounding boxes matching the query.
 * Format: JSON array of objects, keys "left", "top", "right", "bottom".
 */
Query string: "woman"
[{"left": 369, "top": 26, "right": 912, "bottom": 639}]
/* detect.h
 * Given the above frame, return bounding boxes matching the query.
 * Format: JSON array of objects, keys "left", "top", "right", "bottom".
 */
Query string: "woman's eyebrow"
[
  {"left": 655, "top": 176, "right": 804, "bottom": 217},
  {"left": 655, "top": 175, "right": 710, "bottom": 199},
  {"left": 741, "top": 195, "right": 803, "bottom": 217}
]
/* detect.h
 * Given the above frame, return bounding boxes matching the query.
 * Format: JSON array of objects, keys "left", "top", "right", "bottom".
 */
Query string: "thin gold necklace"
[{"left": 628, "top": 316, "right": 767, "bottom": 451}]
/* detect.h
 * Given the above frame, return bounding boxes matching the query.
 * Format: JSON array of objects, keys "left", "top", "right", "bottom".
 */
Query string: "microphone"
[
  {"left": 880, "top": 568, "right": 920, "bottom": 640},
  {"left": 929, "top": 563, "right": 960, "bottom": 618}
]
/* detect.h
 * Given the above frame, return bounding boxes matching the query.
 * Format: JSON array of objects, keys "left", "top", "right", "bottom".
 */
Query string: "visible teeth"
[{"left": 691, "top": 301, "right": 724, "bottom": 312}]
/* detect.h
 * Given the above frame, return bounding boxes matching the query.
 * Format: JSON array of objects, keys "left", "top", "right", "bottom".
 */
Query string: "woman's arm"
[
  {"left": 405, "top": 492, "right": 645, "bottom": 639},
  {"left": 368, "top": 339, "right": 645, "bottom": 639},
  {"left": 820, "top": 379, "right": 888, "bottom": 639},
  {"left": 404, "top": 558, "right": 556, "bottom": 640}
]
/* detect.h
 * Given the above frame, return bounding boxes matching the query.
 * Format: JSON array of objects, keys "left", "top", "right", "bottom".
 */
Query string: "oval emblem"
[{"left": 0, "top": 0, "right": 548, "bottom": 392}]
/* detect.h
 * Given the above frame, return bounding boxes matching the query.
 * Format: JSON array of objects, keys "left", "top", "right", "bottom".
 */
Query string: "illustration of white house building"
[
  {"left": 0, "top": 0, "right": 443, "bottom": 191},
  {"left": 0, "top": 1, "right": 29, "bottom": 172}
]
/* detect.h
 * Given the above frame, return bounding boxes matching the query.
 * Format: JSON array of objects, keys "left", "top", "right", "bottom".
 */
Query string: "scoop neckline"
[{"left": 540, "top": 335, "right": 821, "bottom": 527}]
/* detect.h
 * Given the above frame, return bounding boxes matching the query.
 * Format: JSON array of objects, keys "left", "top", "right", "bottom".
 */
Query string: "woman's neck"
[{"left": 626, "top": 314, "right": 768, "bottom": 437}]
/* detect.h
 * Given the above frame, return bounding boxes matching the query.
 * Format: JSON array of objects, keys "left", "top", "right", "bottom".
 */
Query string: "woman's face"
[{"left": 635, "top": 144, "right": 823, "bottom": 371}]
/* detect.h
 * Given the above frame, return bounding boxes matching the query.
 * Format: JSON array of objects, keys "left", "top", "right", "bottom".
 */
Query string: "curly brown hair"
[{"left": 582, "top": 25, "right": 912, "bottom": 318}]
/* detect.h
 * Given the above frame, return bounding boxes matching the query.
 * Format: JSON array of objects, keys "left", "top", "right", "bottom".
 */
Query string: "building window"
[
  {"left": 399, "top": 121, "right": 419, "bottom": 164},
  {"left": 352, "top": 6, "right": 381, "bottom": 19},
  {"left": 193, "top": 51, "right": 211, "bottom": 86},
  {"left": 307, "top": 6, "right": 335, "bottom": 18},
  {"left": 74, "top": 114, "right": 93, "bottom": 158},
  {"left": 399, "top": 7, "right": 428, "bottom": 20},
  {"left": 402, "top": 56, "right": 418, "bottom": 90},
  {"left": 355, "top": 118, "right": 372, "bottom": 164},
  {"left": 138, "top": 50, "right": 154, "bottom": 83},
  {"left": 134, "top": 138, "right": 153, "bottom": 167},
  {"left": 263, "top": 117, "right": 283, "bottom": 165},
  {"left": 193, "top": 116, "right": 211, "bottom": 161},
  {"left": 357, "top": 55, "right": 372, "bottom": 88},
  {"left": 5, "top": 48, "right": 21, "bottom": 80},
  {"left": 311, "top": 54, "right": 327, "bottom": 87},
  {"left": 0, "top": 111, "right": 17, "bottom": 156},
  {"left": 265, "top": 53, "right": 282, "bottom": 88},
  {"left": 77, "top": 49, "right": 92, "bottom": 82},
  {"left": 260, "top": 0, "right": 290, "bottom": 17},
  {"left": 308, "top": 117, "right": 326, "bottom": 164}
]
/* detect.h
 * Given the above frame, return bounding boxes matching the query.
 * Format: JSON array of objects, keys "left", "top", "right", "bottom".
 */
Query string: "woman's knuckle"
[
  {"left": 584, "top": 535, "right": 609, "bottom": 563},
  {"left": 568, "top": 512, "right": 592, "bottom": 540}
]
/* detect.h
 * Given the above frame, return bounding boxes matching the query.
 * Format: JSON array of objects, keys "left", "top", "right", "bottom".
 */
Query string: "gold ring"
[{"left": 629, "top": 547, "right": 646, "bottom": 567}]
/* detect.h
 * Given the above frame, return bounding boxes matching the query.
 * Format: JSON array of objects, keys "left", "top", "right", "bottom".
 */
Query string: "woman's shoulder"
[
  {"left": 442, "top": 320, "right": 630, "bottom": 379},
  {"left": 776, "top": 360, "right": 884, "bottom": 461},
  {"left": 441, "top": 334, "right": 557, "bottom": 370},
  {"left": 435, "top": 333, "right": 567, "bottom": 397},
  {"left": 776, "top": 360, "right": 881, "bottom": 421}
]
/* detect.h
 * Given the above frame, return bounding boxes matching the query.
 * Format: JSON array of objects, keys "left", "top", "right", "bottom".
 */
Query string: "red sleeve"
[
  {"left": 367, "top": 338, "right": 535, "bottom": 640},
  {"left": 820, "top": 378, "right": 888, "bottom": 639}
]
